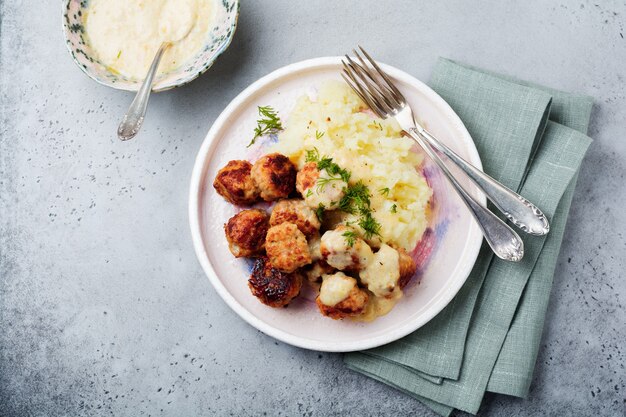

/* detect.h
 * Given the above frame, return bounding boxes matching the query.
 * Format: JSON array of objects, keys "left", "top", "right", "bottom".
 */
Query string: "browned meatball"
[
  {"left": 213, "top": 160, "right": 260, "bottom": 205},
  {"left": 269, "top": 199, "right": 321, "bottom": 237},
  {"left": 316, "top": 272, "right": 369, "bottom": 320},
  {"left": 248, "top": 257, "right": 303, "bottom": 307},
  {"left": 265, "top": 223, "right": 312, "bottom": 272},
  {"left": 295, "top": 162, "right": 319, "bottom": 195},
  {"left": 251, "top": 153, "right": 297, "bottom": 201},
  {"left": 224, "top": 209, "right": 269, "bottom": 258},
  {"left": 397, "top": 247, "right": 417, "bottom": 289}
]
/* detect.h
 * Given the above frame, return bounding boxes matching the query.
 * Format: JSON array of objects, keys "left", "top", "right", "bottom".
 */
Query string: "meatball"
[
  {"left": 359, "top": 244, "right": 401, "bottom": 298},
  {"left": 270, "top": 199, "right": 321, "bottom": 237},
  {"left": 213, "top": 160, "right": 260, "bottom": 205},
  {"left": 316, "top": 272, "right": 369, "bottom": 319},
  {"left": 251, "top": 153, "right": 297, "bottom": 201},
  {"left": 320, "top": 226, "right": 373, "bottom": 271},
  {"left": 248, "top": 257, "right": 303, "bottom": 307},
  {"left": 397, "top": 247, "right": 417, "bottom": 289},
  {"left": 265, "top": 223, "right": 312, "bottom": 273},
  {"left": 224, "top": 209, "right": 269, "bottom": 258},
  {"left": 295, "top": 162, "right": 319, "bottom": 194},
  {"left": 296, "top": 162, "right": 347, "bottom": 209}
]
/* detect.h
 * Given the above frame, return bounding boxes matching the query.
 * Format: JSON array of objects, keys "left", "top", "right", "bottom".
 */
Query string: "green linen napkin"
[
  {"left": 355, "top": 59, "right": 554, "bottom": 382},
  {"left": 344, "top": 59, "right": 593, "bottom": 415}
]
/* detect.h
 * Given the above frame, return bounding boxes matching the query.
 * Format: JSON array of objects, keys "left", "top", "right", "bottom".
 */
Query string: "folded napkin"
[{"left": 344, "top": 58, "right": 593, "bottom": 416}]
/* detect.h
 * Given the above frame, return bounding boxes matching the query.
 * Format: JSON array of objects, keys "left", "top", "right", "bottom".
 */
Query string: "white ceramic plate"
[{"left": 189, "top": 57, "right": 484, "bottom": 352}]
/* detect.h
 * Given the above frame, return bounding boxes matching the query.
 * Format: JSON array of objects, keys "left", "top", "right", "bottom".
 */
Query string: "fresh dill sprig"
[
  {"left": 315, "top": 203, "right": 325, "bottom": 222},
  {"left": 338, "top": 181, "right": 371, "bottom": 214},
  {"left": 315, "top": 130, "right": 325, "bottom": 139},
  {"left": 338, "top": 181, "right": 382, "bottom": 239},
  {"left": 358, "top": 212, "right": 382, "bottom": 239},
  {"left": 390, "top": 204, "right": 397, "bottom": 213},
  {"left": 316, "top": 176, "right": 340, "bottom": 193},
  {"left": 315, "top": 156, "right": 334, "bottom": 171},
  {"left": 304, "top": 148, "right": 351, "bottom": 187},
  {"left": 305, "top": 147, "right": 320, "bottom": 163},
  {"left": 306, "top": 189, "right": 313, "bottom": 198},
  {"left": 247, "top": 106, "right": 283, "bottom": 147},
  {"left": 319, "top": 159, "right": 351, "bottom": 183},
  {"left": 379, "top": 187, "right": 390, "bottom": 197},
  {"left": 342, "top": 230, "right": 357, "bottom": 247}
]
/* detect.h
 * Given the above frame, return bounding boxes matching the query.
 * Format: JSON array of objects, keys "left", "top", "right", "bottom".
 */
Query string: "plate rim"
[{"left": 188, "top": 56, "right": 485, "bottom": 352}]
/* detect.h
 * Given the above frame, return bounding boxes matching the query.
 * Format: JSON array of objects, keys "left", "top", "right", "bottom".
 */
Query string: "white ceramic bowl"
[
  {"left": 62, "top": 0, "right": 239, "bottom": 92},
  {"left": 189, "top": 57, "right": 485, "bottom": 352}
]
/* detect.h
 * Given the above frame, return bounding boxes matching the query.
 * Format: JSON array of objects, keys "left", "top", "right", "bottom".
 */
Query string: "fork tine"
[
  {"left": 344, "top": 56, "right": 395, "bottom": 114},
  {"left": 340, "top": 71, "right": 373, "bottom": 110},
  {"left": 352, "top": 49, "right": 401, "bottom": 107},
  {"left": 341, "top": 65, "right": 386, "bottom": 117},
  {"left": 344, "top": 68, "right": 391, "bottom": 116},
  {"left": 358, "top": 46, "right": 405, "bottom": 104},
  {"left": 344, "top": 55, "right": 387, "bottom": 100}
]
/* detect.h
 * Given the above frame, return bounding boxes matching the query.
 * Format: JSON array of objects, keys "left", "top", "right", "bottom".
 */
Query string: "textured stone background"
[{"left": 1, "top": 1, "right": 624, "bottom": 416}]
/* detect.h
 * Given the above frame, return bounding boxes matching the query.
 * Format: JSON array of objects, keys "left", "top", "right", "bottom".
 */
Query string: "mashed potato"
[{"left": 274, "top": 81, "right": 432, "bottom": 250}]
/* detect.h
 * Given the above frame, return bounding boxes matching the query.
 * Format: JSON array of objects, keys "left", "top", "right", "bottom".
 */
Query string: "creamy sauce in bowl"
[{"left": 85, "top": 0, "right": 214, "bottom": 80}]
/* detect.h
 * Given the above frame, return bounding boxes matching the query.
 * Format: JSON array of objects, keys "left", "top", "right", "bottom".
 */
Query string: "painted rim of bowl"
[
  {"left": 61, "top": 0, "right": 240, "bottom": 92},
  {"left": 188, "top": 57, "right": 485, "bottom": 352}
]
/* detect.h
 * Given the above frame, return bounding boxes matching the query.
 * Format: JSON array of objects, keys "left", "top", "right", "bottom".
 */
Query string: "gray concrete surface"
[{"left": 1, "top": 1, "right": 624, "bottom": 416}]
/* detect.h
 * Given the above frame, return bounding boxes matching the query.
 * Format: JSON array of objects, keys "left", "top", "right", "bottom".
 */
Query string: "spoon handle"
[
  {"left": 117, "top": 42, "right": 169, "bottom": 141},
  {"left": 416, "top": 126, "right": 550, "bottom": 236},
  {"left": 405, "top": 129, "right": 525, "bottom": 262}
]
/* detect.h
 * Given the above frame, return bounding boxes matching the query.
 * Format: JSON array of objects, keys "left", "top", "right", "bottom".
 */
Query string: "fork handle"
[
  {"left": 415, "top": 126, "right": 550, "bottom": 236},
  {"left": 405, "top": 129, "right": 524, "bottom": 262}
]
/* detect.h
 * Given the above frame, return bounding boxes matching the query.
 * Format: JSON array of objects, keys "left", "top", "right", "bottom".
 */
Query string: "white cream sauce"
[
  {"left": 85, "top": 0, "right": 213, "bottom": 79},
  {"left": 353, "top": 287, "right": 403, "bottom": 322}
]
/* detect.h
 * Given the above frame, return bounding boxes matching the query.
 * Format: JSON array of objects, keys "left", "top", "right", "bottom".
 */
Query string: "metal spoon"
[
  {"left": 117, "top": 1, "right": 196, "bottom": 141},
  {"left": 117, "top": 42, "right": 170, "bottom": 141}
]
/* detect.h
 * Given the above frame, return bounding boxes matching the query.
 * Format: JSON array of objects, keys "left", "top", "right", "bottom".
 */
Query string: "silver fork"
[{"left": 342, "top": 47, "right": 549, "bottom": 262}]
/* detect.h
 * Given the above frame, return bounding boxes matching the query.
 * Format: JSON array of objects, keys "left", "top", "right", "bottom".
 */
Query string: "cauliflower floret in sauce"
[
  {"left": 316, "top": 272, "right": 369, "bottom": 319},
  {"left": 270, "top": 199, "right": 321, "bottom": 237},
  {"left": 296, "top": 162, "right": 347, "bottom": 209},
  {"left": 359, "top": 244, "right": 401, "bottom": 298},
  {"left": 320, "top": 226, "right": 373, "bottom": 271},
  {"left": 251, "top": 153, "right": 297, "bottom": 201},
  {"left": 265, "top": 222, "right": 312, "bottom": 273}
]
